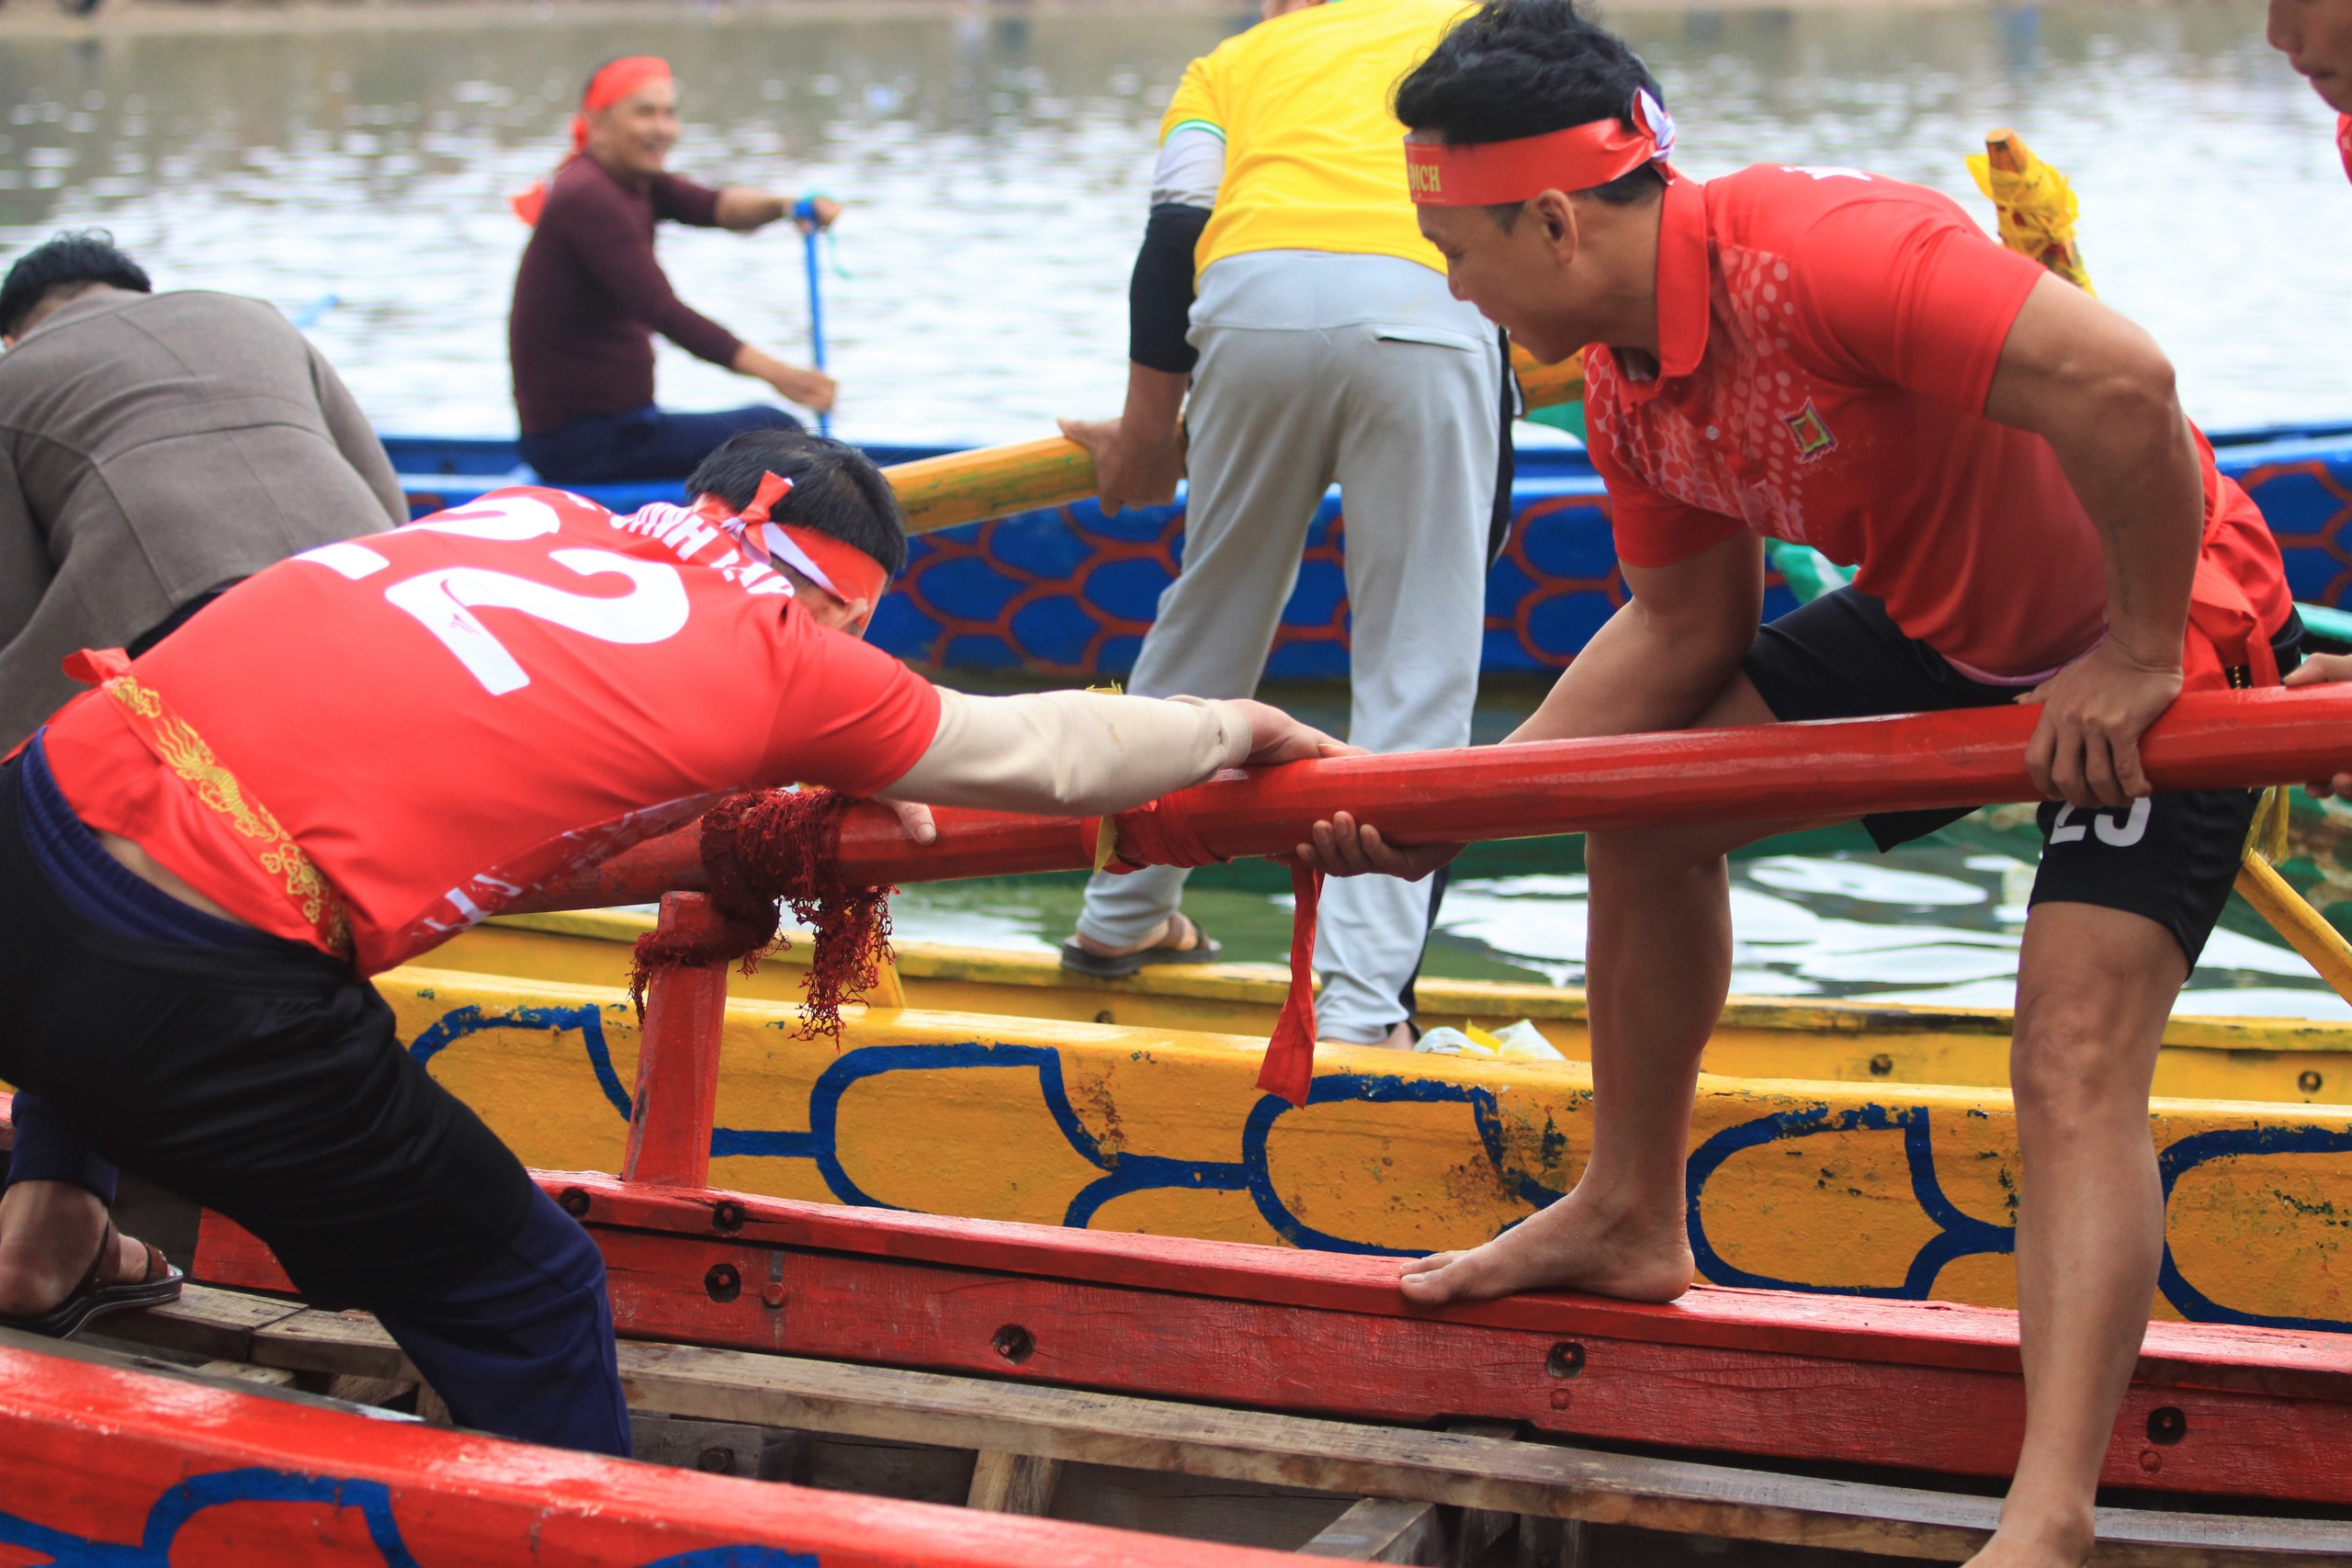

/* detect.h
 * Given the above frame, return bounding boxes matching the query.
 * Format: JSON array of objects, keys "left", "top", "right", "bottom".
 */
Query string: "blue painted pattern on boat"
[
  {"left": 0, "top": 1464, "right": 821, "bottom": 1565},
  {"left": 383, "top": 425, "right": 2352, "bottom": 679},
  {"left": 404, "top": 1005, "right": 2352, "bottom": 1332}
]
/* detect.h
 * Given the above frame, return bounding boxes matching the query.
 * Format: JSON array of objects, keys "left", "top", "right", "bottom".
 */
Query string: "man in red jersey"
[
  {"left": 0, "top": 428, "right": 1340, "bottom": 1454},
  {"left": 1298, "top": 6, "right": 2295, "bottom": 1564},
  {"left": 2268, "top": 0, "right": 2352, "bottom": 181}
]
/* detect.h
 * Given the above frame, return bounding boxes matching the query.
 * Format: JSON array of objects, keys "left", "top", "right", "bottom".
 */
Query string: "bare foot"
[
  {"left": 0, "top": 1180, "right": 152, "bottom": 1316},
  {"left": 1070, "top": 911, "right": 1206, "bottom": 960},
  {"left": 1398, "top": 1189, "right": 1694, "bottom": 1306}
]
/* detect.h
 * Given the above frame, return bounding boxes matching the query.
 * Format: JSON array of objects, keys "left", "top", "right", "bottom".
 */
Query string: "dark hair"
[
  {"left": 685, "top": 428, "right": 910, "bottom": 578},
  {"left": 1394, "top": 0, "right": 1668, "bottom": 214},
  {"left": 0, "top": 229, "right": 151, "bottom": 338}
]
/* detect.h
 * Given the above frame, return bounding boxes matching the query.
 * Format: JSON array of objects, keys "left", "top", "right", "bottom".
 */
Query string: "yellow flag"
[{"left": 1965, "top": 129, "right": 2095, "bottom": 294}]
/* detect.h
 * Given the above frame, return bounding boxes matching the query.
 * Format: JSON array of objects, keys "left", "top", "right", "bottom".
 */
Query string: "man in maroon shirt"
[{"left": 508, "top": 57, "right": 842, "bottom": 484}]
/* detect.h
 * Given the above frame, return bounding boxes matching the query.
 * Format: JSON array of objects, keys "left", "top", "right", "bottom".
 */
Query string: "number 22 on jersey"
[{"left": 293, "top": 495, "right": 690, "bottom": 696}]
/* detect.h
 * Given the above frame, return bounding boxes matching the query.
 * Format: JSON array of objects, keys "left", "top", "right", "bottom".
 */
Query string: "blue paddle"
[
  {"left": 288, "top": 292, "right": 340, "bottom": 332},
  {"left": 793, "top": 196, "right": 831, "bottom": 437}
]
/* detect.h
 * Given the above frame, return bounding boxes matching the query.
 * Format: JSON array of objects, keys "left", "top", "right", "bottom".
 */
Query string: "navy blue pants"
[
  {"left": 7, "top": 1096, "right": 626, "bottom": 1453},
  {"left": 519, "top": 402, "right": 800, "bottom": 485},
  {"left": 7, "top": 1092, "right": 119, "bottom": 1203},
  {"left": 0, "top": 749, "right": 631, "bottom": 1458}
]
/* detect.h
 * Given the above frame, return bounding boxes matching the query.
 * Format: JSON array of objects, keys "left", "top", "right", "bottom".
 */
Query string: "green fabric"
[
  {"left": 1521, "top": 402, "right": 1586, "bottom": 441},
  {"left": 2295, "top": 600, "right": 2352, "bottom": 648},
  {"left": 1765, "top": 538, "right": 1854, "bottom": 604}
]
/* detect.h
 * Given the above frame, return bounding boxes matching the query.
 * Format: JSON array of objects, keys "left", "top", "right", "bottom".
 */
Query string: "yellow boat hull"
[
  {"left": 435, "top": 911, "right": 2352, "bottom": 1105},
  {"left": 390, "top": 916, "right": 2352, "bottom": 1332}
]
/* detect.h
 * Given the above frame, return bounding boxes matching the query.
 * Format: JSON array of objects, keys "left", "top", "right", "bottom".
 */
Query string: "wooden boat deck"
[
  {"left": 183, "top": 1170, "right": 2352, "bottom": 1511},
  {"left": 51, "top": 1222, "right": 2352, "bottom": 1565}
]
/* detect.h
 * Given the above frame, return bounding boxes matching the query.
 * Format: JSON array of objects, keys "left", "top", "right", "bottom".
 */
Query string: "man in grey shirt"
[
  {"left": 0, "top": 230, "right": 406, "bottom": 750},
  {"left": 0, "top": 229, "right": 403, "bottom": 1332}
]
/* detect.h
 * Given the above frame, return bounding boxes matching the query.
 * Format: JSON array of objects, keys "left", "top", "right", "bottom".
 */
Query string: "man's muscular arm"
[
  {"left": 1297, "top": 528, "right": 1765, "bottom": 879},
  {"left": 1983, "top": 273, "right": 2203, "bottom": 809}
]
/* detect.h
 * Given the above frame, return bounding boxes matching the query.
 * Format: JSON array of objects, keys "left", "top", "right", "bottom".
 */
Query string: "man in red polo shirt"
[
  {"left": 0, "top": 427, "right": 1339, "bottom": 1455},
  {"left": 1299, "top": 5, "right": 2294, "bottom": 1563},
  {"left": 2267, "top": 0, "right": 2352, "bottom": 180}
]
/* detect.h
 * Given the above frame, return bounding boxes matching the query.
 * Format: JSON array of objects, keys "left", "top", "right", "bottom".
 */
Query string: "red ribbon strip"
[{"left": 1257, "top": 861, "right": 1324, "bottom": 1107}]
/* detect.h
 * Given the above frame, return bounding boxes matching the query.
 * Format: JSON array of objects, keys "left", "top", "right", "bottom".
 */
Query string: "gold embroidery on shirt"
[{"left": 102, "top": 675, "right": 352, "bottom": 957}]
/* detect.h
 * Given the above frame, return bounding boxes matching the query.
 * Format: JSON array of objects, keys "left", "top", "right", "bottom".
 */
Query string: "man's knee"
[
  {"left": 1585, "top": 822, "right": 1758, "bottom": 886},
  {"left": 2013, "top": 902, "right": 2184, "bottom": 1122}
]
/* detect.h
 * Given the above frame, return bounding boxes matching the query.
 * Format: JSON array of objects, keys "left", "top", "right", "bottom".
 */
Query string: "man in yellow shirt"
[{"left": 1059, "top": 0, "right": 1505, "bottom": 1049}]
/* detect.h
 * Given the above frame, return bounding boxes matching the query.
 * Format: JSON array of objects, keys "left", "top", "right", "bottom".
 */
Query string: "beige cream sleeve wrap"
[{"left": 880, "top": 688, "right": 1253, "bottom": 816}]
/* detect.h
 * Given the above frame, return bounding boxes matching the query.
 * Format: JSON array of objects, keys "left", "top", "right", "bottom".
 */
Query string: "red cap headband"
[
  {"left": 718, "top": 471, "right": 891, "bottom": 615},
  {"left": 571, "top": 57, "right": 673, "bottom": 154},
  {"left": 509, "top": 57, "right": 673, "bottom": 225},
  {"left": 1405, "top": 90, "right": 1677, "bottom": 206}
]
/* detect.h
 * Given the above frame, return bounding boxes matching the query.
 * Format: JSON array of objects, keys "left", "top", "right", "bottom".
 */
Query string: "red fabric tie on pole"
[{"left": 1258, "top": 862, "right": 1324, "bottom": 1107}]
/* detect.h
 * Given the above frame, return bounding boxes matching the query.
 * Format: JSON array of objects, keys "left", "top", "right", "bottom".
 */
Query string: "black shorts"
[
  {"left": 0, "top": 757, "right": 536, "bottom": 1308},
  {"left": 1742, "top": 588, "right": 2302, "bottom": 966}
]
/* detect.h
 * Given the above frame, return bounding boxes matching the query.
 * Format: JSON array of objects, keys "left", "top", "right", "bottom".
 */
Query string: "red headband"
[
  {"left": 1405, "top": 90, "right": 1677, "bottom": 206},
  {"left": 510, "top": 57, "right": 673, "bottom": 225},
  {"left": 571, "top": 57, "right": 673, "bottom": 154},
  {"left": 718, "top": 471, "right": 891, "bottom": 614}
]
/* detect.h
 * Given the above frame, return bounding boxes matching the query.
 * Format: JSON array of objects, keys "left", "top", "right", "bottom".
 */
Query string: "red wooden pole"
[
  {"left": 510, "top": 685, "right": 2352, "bottom": 914},
  {"left": 620, "top": 892, "right": 729, "bottom": 1189}
]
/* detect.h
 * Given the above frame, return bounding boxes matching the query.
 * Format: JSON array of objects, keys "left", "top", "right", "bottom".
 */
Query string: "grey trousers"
[{"left": 1076, "top": 260, "right": 1499, "bottom": 1042}]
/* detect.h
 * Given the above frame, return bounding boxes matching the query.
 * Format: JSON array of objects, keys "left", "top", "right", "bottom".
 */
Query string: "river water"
[{"left": 5, "top": 0, "right": 2348, "bottom": 1015}]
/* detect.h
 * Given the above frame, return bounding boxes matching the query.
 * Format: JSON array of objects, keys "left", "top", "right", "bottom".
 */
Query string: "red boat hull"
[
  {"left": 0, "top": 1334, "right": 1293, "bottom": 1566},
  {"left": 195, "top": 1171, "right": 2352, "bottom": 1507}
]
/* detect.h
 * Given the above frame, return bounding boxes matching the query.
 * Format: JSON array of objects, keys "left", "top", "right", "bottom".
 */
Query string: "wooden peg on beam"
[{"left": 621, "top": 892, "right": 731, "bottom": 1189}]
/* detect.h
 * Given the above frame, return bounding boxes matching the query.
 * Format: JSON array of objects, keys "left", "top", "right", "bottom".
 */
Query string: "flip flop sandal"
[
  {"left": 1059, "top": 914, "right": 1222, "bottom": 979},
  {"left": 0, "top": 1222, "right": 184, "bottom": 1342}
]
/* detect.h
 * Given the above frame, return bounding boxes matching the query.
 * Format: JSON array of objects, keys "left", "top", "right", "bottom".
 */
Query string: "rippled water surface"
[
  {"left": 3, "top": 0, "right": 2346, "bottom": 443},
  {"left": 7, "top": 1, "right": 2349, "bottom": 1015},
  {"left": 890, "top": 833, "right": 2352, "bottom": 1018}
]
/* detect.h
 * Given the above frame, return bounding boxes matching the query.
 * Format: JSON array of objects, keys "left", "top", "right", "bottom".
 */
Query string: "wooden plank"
[
  {"left": 582, "top": 1224, "right": 2352, "bottom": 1506},
  {"left": 542, "top": 1178, "right": 2352, "bottom": 1398},
  {"left": 606, "top": 1338, "right": 2352, "bottom": 1566},
  {"left": 103, "top": 1280, "right": 305, "bottom": 1362},
  {"left": 968, "top": 1450, "right": 1064, "bottom": 1516},
  {"left": 1516, "top": 1517, "right": 1592, "bottom": 1568},
  {"left": 192, "top": 1358, "right": 299, "bottom": 1388},
  {"left": 1297, "top": 1497, "right": 1439, "bottom": 1562},
  {"left": 325, "top": 1372, "right": 418, "bottom": 1408},
  {"left": 631, "top": 1410, "right": 804, "bottom": 1481},
  {"left": 186, "top": 1195, "right": 2352, "bottom": 1504},
  {"left": 111, "top": 1291, "right": 2352, "bottom": 1563},
  {"left": 254, "top": 1306, "right": 413, "bottom": 1382},
  {"left": 0, "top": 1334, "right": 1296, "bottom": 1568}
]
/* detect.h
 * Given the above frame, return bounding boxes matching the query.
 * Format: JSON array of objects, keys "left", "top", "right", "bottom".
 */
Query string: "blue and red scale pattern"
[
  {"left": 866, "top": 438, "right": 2352, "bottom": 679},
  {"left": 390, "top": 428, "right": 2352, "bottom": 682},
  {"left": 867, "top": 481, "right": 1797, "bottom": 679}
]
